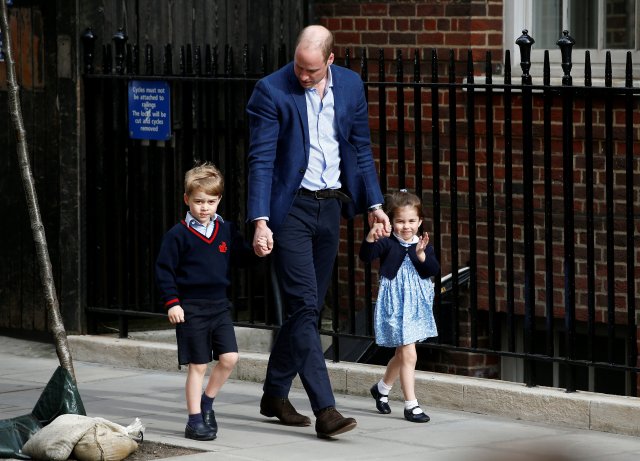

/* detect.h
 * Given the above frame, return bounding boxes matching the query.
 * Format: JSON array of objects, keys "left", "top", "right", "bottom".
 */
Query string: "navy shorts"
[{"left": 175, "top": 299, "right": 238, "bottom": 365}]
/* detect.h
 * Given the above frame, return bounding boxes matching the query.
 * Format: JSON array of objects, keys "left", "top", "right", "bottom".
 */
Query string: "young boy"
[{"left": 155, "top": 162, "right": 252, "bottom": 441}]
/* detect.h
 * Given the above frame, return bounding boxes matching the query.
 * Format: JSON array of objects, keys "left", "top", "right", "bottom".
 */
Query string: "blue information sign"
[{"left": 128, "top": 80, "right": 171, "bottom": 140}]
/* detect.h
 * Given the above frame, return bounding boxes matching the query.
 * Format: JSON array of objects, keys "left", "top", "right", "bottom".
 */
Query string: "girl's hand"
[
  {"left": 416, "top": 232, "right": 429, "bottom": 261},
  {"left": 368, "top": 209, "right": 391, "bottom": 236},
  {"left": 366, "top": 222, "right": 386, "bottom": 242}
]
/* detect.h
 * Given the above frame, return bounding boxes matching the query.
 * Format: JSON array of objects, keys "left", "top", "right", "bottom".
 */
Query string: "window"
[{"left": 504, "top": 0, "right": 640, "bottom": 82}]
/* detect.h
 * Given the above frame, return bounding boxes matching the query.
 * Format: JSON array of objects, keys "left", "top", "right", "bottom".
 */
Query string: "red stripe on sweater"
[{"left": 181, "top": 219, "right": 220, "bottom": 244}]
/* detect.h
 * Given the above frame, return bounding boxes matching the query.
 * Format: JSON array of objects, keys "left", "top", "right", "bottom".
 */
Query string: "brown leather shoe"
[
  {"left": 260, "top": 394, "right": 311, "bottom": 426},
  {"left": 315, "top": 407, "right": 357, "bottom": 438}
]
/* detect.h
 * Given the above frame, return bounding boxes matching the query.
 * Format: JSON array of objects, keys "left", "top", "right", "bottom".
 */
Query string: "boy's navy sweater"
[
  {"left": 359, "top": 233, "right": 440, "bottom": 280},
  {"left": 155, "top": 219, "right": 252, "bottom": 309}
]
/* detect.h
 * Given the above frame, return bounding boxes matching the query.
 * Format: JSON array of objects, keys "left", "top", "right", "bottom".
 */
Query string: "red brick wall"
[{"left": 311, "top": 0, "right": 503, "bottom": 70}]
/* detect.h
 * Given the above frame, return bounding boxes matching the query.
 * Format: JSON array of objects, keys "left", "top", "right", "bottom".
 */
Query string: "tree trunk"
[{"left": 0, "top": 1, "right": 76, "bottom": 381}]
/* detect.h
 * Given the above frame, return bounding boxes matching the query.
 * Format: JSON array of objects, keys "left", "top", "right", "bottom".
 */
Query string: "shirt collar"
[
  {"left": 185, "top": 211, "right": 223, "bottom": 227},
  {"left": 393, "top": 232, "right": 419, "bottom": 246}
]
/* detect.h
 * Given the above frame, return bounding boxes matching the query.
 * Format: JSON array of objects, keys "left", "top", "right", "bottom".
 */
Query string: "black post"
[
  {"left": 112, "top": 28, "right": 127, "bottom": 75},
  {"left": 413, "top": 50, "right": 423, "bottom": 200},
  {"left": 516, "top": 29, "right": 536, "bottom": 387},
  {"left": 503, "top": 50, "right": 515, "bottom": 353},
  {"left": 194, "top": 45, "right": 202, "bottom": 76},
  {"left": 163, "top": 44, "right": 172, "bottom": 75},
  {"left": 604, "top": 52, "right": 616, "bottom": 364},
  {"left": 81, "top": 27, "right": 96, "bottom": 74},
  {"left": 396, "top": 49, "right": 405, "bottom": 188},
  {"left": 378, "top": 48, "right": 387, "bottom": 192},
  {"left": 361, "top": 47, "right": 374, "bottom": 336},
  {"left": 205, "top": 44, "right": 213, "bottom": 76},
  {"left": 542, "top": 50, "right": 555, "bottom": 358},
  {"left": 624, "top": 51, "right": 637, "bottom": 396},
  {"left": 466, "top": 50, "right": 478, "bottom": 349},
  {"left": 448, "top": 50, "right": 459, "bottom": 346},
  {"left": 584, "top": 51, "right": 595, "bottom": 364},
  {"left": 557, "top": 30, "right": 575, "bottom": 86},
  {"left": 103, "top": 44, "right": 112, "bottom": 74},
  {"left": 430, "top": 49, "right": 443, "bottom": 341},
  {"left": 485, "top": 50, "right": 497, "bottom": 349},
  {"left": 186, "top": 44, "right": 193, "bottom": 75},
  {"left": 145, "top": 44, "right": 154, "bottom": 75},
  {"left": 557, "top": 30, "right": 576, "bottom": 393}
]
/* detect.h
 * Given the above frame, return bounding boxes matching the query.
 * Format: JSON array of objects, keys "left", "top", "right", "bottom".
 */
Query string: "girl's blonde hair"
[
  {"left": 184, "top": 162, "right": 224, "bottom": 196},
  {"left": 384, "top": 189, "right": 424, "bottom": 222}
]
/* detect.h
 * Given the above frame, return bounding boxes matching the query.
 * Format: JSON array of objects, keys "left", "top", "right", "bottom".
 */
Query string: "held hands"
[
  {"left": 368, "top": 208, "right": 391, "bottom": 236},
  {"left": 366, "top": 222, "right": 387, "bottom": 242},
  {"left": 415, "top": 231, "right": 430, "bottom": 262},
  {"left": 253, "top": 220, "right": 274, "bottom": 256},
  {"left": 167, "top": 305, "right": 185, "bottom": 324}
]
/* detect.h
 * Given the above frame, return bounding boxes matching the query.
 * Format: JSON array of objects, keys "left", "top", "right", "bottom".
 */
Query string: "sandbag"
[
  {"left": 72, "top": 420, "right": 138, "bottom": 461},
  {"left": 21, "top": 414, "right": 94, "bottom": 461},
  {"left": 22, "top": 415, "right": 143, "bottom": 461}
]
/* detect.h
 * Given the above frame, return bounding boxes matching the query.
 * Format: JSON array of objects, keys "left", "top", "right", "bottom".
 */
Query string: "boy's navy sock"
[
  {"left": 188, "top": 413, "right": 203, "bottom": 426},
  {"left": 201, "top": 393, "right": 215, "bottom": 412}
]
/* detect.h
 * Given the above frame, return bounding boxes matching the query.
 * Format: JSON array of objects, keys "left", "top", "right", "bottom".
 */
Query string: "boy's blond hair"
[{"left": 184, "top": 162, "right": 224, "bottom": 196}]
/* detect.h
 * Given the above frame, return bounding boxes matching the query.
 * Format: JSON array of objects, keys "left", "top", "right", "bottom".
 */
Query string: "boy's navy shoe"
[
  {"left": 369, "top": 384, "right": 391, "bottom": 414},
  {"left": 202, "top": 409, "right": 218, "bottom": 434},
  {"left": 185, "top": 421, "right": 217, "bottom": 440}
]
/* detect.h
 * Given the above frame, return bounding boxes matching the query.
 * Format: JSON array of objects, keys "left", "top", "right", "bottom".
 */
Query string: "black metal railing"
[{"left": 81, "top": 28, "right": 639, "bottom": 396}]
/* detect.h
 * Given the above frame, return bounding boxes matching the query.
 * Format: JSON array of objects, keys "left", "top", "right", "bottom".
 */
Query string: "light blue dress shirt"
[
  {"left": 186, "top": 211, "right": 222, "bottom": 238},
  {"left": 300, "top": 67, "right": 341, "bottom": 191}
]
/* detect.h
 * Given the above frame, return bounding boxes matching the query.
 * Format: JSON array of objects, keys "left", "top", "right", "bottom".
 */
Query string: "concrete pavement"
[{"left": 2, "top": 334, "right": 640, "bottom": 460}]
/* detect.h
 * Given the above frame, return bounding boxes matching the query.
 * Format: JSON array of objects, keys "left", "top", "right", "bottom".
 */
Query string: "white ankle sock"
[
  {"left": 378, "top": 379, "right": 392, "bottom": 394},
  {"left": 405, "top": 399, "right": 422, "bottom": 414}
]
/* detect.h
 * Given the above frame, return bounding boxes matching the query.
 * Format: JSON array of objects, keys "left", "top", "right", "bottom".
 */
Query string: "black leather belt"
[{"left": 298, "top": 188, "right": 351, "bottom": 203}]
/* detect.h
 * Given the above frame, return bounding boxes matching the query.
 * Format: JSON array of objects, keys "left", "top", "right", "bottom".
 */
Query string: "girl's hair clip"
[{"left": 399, "top": 189, "right": 408, "bottom": 193}]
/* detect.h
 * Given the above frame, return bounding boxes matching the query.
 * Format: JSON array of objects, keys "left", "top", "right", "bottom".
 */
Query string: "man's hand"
[
  {"left": 368, "top": 208, "right": 392, "bottom": 236},
  {"left": 253, "top": 219, "right": 274, "bottom": 256},
  {"left": 167, "top": 305, "right": 185, "bottom": 324}
]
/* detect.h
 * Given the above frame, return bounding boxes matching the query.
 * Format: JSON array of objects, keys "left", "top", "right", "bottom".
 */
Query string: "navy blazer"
[
  {"left": 359, "top": 234, "right": 440, "bottom": 280},
  {"left": 246, "top": 62, "right": 384, "bottom": 233}
]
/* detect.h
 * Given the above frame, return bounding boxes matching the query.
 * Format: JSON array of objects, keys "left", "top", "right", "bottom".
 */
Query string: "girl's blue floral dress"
[{"left": 374, "top": 236, "right": 437, "bottom": 347}]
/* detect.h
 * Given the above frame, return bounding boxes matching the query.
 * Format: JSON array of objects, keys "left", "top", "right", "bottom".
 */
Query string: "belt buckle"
[{"left": 314, "top": 190, "right": 324, "bottom": 200}]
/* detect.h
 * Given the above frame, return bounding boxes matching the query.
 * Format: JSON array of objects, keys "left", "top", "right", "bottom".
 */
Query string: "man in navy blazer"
[{"left": 246, "top": 25, "right": 390, "bottom": 439}]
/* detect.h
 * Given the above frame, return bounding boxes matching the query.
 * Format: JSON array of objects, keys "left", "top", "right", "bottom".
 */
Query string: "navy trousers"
[{"left": 263, "top": 194, "right": 341, "bottom": 412}]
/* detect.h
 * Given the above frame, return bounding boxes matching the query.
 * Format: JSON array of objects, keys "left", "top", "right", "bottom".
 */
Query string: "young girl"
[{"left": 359, "top": 189, "right": 440, "bottom": 423}]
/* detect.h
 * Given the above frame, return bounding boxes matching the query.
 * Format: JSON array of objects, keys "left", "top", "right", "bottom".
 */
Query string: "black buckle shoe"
[
  {"left": 202, "top": 408, "right": 218, "bottom": 434},
  {"left": 404, "top": 406, "right": 430, "bottom": 423},
  {"left": 369, "top": 384, "right": 391, "bottom": 414},
  {"left": 185, "top": 421, "right": 217, "bottom": 440}
]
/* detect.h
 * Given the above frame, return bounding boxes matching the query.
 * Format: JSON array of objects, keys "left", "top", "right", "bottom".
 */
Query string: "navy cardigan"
[{"left": 359, "top": 234, "right": 440, "bottom": 280}]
